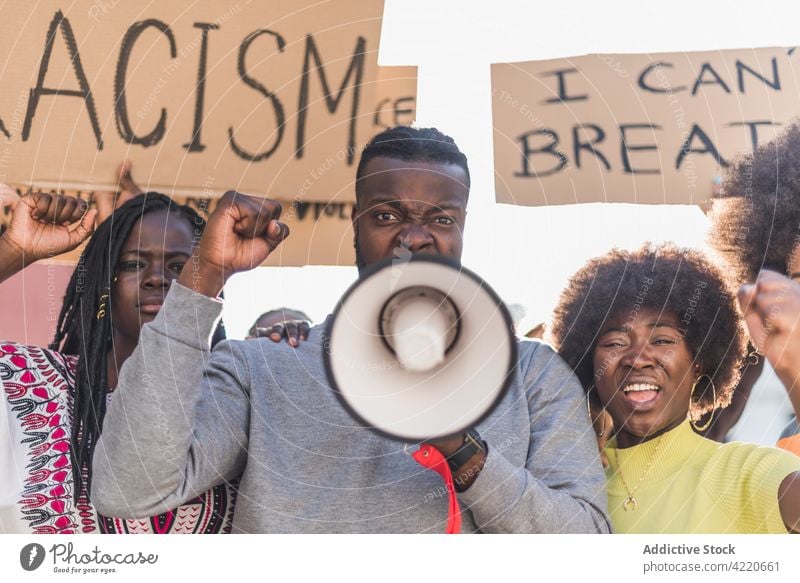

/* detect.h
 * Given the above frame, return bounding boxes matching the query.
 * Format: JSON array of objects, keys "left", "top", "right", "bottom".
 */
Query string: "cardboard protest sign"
[
  {"left": 0, "top": 0, "right": 408, "bottom": 204},
  {"left": 492, "top": 48, "right": 800, "bottom": 206},
  {"left": 168, "top": 194, "right": 357, "bottom": 267},
  {"left": 372, "top": 66, "right": 417, "bottom": 130},
  {"left": 0, "top": 190, "right": 357, "bottom": 267},
  {"left": 262, "top": 65, "right": 416, "bottom": 266},
  {"left": 0, "top": 65, "right": 417, "bottom": 266}
]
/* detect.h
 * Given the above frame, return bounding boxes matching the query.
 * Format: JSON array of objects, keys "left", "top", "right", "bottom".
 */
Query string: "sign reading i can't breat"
[
  {"left": 491, "top": 47, "right": 800, "bottom": 206},
  {"left": 0, "top": 0, "right": 403, "bottom": 204}
]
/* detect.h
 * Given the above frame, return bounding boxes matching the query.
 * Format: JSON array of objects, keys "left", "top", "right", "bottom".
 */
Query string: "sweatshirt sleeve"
[
  {"left": 458, "top": 341, "right": 611, "bottom": 533},
  {"left": 91, "top": 282, "right": 250, "bottom": 519}
]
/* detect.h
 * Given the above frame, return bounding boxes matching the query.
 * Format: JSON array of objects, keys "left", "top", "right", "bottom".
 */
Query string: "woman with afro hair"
[
  {"left": 550, "top": 243, "right": 800, "bottom": 533},
  {"left": 709, "top": 122, "right": 800, "bottom": 453}
]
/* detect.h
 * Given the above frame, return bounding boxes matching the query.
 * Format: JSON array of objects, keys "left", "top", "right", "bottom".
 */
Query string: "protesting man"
[{"left": 92, "top": 126, "right": 609, "bottom": 533}]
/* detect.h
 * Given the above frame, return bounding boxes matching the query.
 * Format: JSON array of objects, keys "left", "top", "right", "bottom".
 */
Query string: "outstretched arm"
[
  {"left": 738, "top": 270, "right": 800, "bottom": 532},
  {"left": 739, "top": 271, "right": 800, "bottom": 425}
]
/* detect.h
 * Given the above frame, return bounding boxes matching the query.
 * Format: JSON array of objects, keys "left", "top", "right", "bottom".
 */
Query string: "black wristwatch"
[{"left": 445, "top": 428, "right": 486, "bottom": 472}]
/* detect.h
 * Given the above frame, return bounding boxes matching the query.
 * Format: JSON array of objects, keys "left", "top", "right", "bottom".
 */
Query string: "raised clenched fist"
[
  {"left": 177, "top": 190, "right": 289, "bottom": 297},
  {"left": 1, "top": 190, "right": 96, "bottom": 265}
]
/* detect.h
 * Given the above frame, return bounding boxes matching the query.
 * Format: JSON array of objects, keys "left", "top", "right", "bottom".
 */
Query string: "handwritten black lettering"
[
  {"left": 727, "top": 120, "right": 779, "bottom": 150},
  {"left": 691, "top": 63, "right": 731, "bottom": 95},
  {"left": 736, "top": 58, "right": 780, "bottom": 93},
  {"left": 297, "top": 34, "right": 366, "bottom": 164},
  {"left": 573, "top": 124, "right": 610, "bottom": 170},
  {"left": 541, "top": 68, "right": 588, "bottom": 104},
  {"left": 115, "top": 20, "right": 176, "bottom": 147},
  {"left": 228, "top": 29, "right": 287, "bottom": 162},
  {"left": 183, "top": 22, "right": 220, "bottom": 153},
  {"left": 514, "top": 129, "right": 567, "bottom": 177},
  {"left": 620, "top": 124, "right": 661, "bottom": 174},
  {"left": 677, "top": 124, "right": 727, "bottom": 169},
  {"left": 22, "top": 10, "right": 104, "bottom": 149},
  {"left": 637, "top": 61, "right": 686, "bottom": 93}
]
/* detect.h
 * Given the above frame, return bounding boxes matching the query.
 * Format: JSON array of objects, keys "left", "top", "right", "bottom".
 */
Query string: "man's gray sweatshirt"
[{"left": 92, "top": 282, "right": 610, "bottom": 533}]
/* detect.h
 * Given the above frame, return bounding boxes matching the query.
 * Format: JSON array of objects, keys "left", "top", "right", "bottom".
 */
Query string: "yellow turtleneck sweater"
[{"left": 604, "top": 421, "right": 800, "bottom": 533}]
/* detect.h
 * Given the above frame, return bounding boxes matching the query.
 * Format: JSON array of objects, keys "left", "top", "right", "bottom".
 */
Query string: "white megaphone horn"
[{"left": 323, "top": 255, "right": 517, "bottom": 441}]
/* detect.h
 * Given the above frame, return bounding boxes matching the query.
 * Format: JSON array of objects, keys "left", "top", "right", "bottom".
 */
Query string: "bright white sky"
[{"left": 223, "top": 0, "right": 800, "bottom": 338}]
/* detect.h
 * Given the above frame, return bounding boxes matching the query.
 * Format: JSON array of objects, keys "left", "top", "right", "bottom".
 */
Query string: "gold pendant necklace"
[{"left": 613, "top": 435, "right": 664, "bottom": 512}]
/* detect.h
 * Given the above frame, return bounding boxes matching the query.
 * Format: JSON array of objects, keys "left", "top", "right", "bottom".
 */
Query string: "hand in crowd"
[
  {"left": 178, "top": 190, "right": 289, "bottom": 298},
  {"left": 0, "top": 189, "right": 96, "bottom": 283},
  {"left": 248, "top": 320, "right": 311, "bottom": 347},
  {"left": 94, "top": 160, "right": 144, "bottom": 224},
  {"left": 738, "top": 270, "right": 800, "bottom": 415}
]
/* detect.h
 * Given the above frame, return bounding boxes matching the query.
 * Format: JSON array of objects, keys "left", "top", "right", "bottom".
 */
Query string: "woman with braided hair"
[{"left": 0, "top": 190, "right": 238, "bottom": 533}]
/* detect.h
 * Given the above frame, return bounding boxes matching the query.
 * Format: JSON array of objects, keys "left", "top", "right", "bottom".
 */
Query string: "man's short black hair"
[{"left": 355, "top": 126, "right": 470, "bottom": 201}]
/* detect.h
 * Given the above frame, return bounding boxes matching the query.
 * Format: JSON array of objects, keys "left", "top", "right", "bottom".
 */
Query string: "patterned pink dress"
[{"left": 0, "top": 343, "right": 236, "bottom": 534}]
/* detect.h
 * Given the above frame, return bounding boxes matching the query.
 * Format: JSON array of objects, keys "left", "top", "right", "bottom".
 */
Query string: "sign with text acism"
[
  {"left": 0, "top": 0, "right": 405, "bottom": 205},
  {"left": 492, "top": 48, "right": 800, "bottom": 206},
  {"left": 0, "top": 63, "right": 417, "bottom": 267}
]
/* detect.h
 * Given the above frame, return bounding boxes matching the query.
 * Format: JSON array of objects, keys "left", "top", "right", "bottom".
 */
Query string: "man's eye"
[
  {"left": 118, "top": 261, "right": 143, "bottom": 270},
  {"left": 375, "top": 212, "right": 398, "bottom": 222},
  {"left": 171, "top": 263, "right": 186, "bottom": 273},
  {"left": 432, "top": 216, "right": 455, "bottom": 225}
]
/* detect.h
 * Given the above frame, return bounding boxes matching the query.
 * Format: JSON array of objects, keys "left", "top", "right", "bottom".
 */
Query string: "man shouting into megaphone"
[{"left": 92, "top": 126, "right": 609, "bottom": 533}]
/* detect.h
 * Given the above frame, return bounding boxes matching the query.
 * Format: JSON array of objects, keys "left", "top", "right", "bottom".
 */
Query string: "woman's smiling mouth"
[{"left": 621, "top": 382, "right": 661, "bottom": 408}]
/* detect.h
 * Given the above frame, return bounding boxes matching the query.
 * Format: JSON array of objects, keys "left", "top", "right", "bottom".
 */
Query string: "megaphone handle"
[{"left": 412, "top": 444, "right": 462, "bottom": 534}]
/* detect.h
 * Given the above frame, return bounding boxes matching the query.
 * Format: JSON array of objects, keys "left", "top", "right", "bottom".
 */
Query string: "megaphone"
[{"left": 323, "top": 255, "right": 517, "bottom": 441}]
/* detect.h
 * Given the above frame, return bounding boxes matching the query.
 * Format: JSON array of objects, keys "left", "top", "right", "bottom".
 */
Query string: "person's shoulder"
[
  {"left": 517, "top": 338, "right": 577, "bottom": 380},
  {"left": 682, "top": 429, "right": 723, "bottom": 460},
  {"left": 517, "top": 337, "right": 556, "bottom": 363},
  {"left": 515, "top": 338, "right": 584, "bottom": 400},
  {"left": 711, "top": 438, "right": 800, "bottom": 477},
  {"left": 0, "top": 341, "right": 76, "bottom": 372},
  {"left": 213, "top": 324, "right": 324, "bottom": 363}
]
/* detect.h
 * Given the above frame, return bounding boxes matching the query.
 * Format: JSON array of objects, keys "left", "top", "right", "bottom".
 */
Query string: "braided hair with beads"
[{"left": 49, "top": 192, "right": 212, "bottom": 500}]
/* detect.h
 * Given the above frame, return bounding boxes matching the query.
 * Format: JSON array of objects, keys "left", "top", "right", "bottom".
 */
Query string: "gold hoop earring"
[
  {"left": 587, "top": 385, "right": 608, "bottom": 438},
  {"left": 96, "top": 290, "right": 110, "bottom": 320},
  {"left": 689, "top": 374, "right": 716, "bottom": 432}
]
